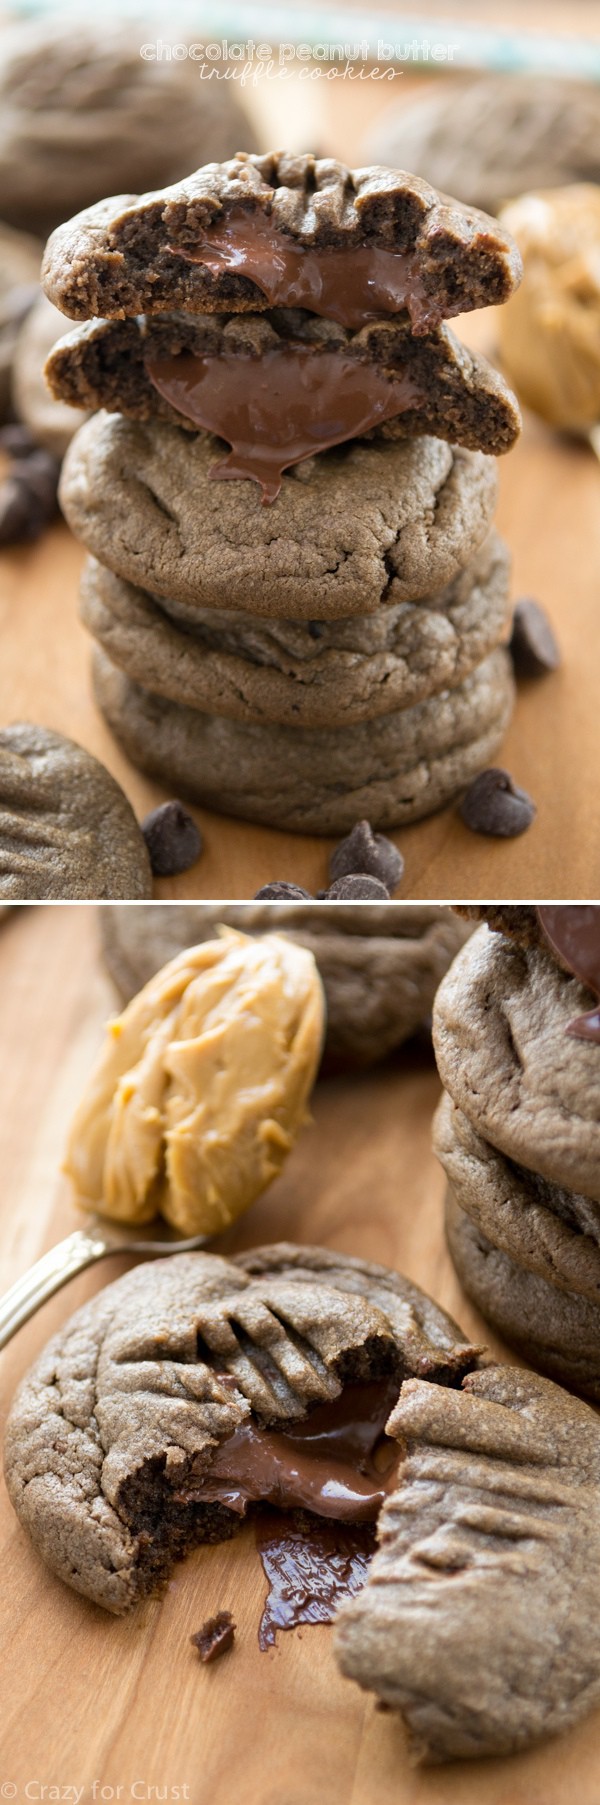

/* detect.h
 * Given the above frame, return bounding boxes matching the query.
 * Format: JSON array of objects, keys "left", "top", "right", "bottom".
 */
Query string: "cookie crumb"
[
  {"left": 254, "top": 882, "right": 313, "bottom": 900},
  {"left": 459, "top": 768, "right": 536, "bottom": 837},
  {"left": 191, "top": 1611, "right": 235, "bottom": 1663},
  {"left": 327, "top": 873, "right": 391, "bottom": 900},
  {"left": 509, "top": 598, "right": 561, "bottom": 677},
  {"left": 141, "top": 800, "right": 202, "bottom": 875},
  {"left": 329, "top": 821, "right": 403, "bottom": 893}
]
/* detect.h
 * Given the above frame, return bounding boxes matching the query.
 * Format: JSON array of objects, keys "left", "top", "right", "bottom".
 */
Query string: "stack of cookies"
[
  {"left": 45, "top": 152, "right": 522, "bottom": 835},
  {"left": 433, "top": 907, "right": 600, "bottom": 1398}
]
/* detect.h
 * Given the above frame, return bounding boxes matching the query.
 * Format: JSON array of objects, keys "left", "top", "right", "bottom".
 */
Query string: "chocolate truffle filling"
[
  {"left": 168, "top": 206, "right": 432, "bottom": 331},
  {"left": 178, "top": 1376, "right": 401, "bottom": 1648},
  {"left": 182, "top": 1378, "right": 401, "bottom": 1522},
  {"left": 145, "top": 343, "right": 424, "bottom": 502}
]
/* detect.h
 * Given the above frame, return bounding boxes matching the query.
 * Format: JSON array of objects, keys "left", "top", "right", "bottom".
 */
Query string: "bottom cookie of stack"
[{"left": 92, "top": 642, "right": 514, "bottom": 835}]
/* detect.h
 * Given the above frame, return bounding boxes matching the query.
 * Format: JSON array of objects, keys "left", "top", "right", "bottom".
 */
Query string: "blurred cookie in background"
[
  {"left": 0, "top": 220, "right": 41, "bottom": 421},
  {"left": 365, "top": 75, "right": 600, "bottom": 217},
  {"left": 0, "top": 17, "right": 259, "bottom": 238},
  {"left": 12, "top": 294, "right": 87, "bottom": 457},
  {"left": 99, "top": 902, "right": 472, "bottom": 1068}
]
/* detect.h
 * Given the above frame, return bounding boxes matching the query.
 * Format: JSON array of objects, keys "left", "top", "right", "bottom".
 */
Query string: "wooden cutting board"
[{"left": 0, "top": 901, "right": 598, "bottom": 1805}]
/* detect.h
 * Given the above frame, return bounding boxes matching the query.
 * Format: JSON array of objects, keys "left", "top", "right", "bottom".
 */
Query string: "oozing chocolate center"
[
  {"left": 256, "top": 1512, "right": 377, "bottom": 1650},
  {"left": 537, "top": 906, "right": 600, "bottom": 1043},
  {"left": 168, "top": 206, "right": 433, "bottom": 332},
  {"left": 145, "top": 344, "right": 424, "bottom": 502},
  {"left": 184, "top": 1378, "right": 401, "bottom": 1524}
]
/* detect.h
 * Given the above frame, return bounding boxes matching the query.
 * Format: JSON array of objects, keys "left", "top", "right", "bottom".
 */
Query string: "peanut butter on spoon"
[{"left": 64, "top": 929, "right": 325, "bottom": 1234}]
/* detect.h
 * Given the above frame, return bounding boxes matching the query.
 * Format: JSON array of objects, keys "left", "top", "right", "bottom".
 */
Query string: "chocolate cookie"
[
  {"left": 334, "top": 1361, "right": 600, "bottom": 1759},
  {"left": 436, "top": 1091, "right": 600, "bottom": 1310},
  {"left": 46, "top": 308, "right": 520, "bottom": 460},
  {"left": 433, "top": 925, "right": 600, "bottom": 1204},
  {"left": 80, "top": 531, "right": 510, "bottom": 729},
  {"left": 60, "top": 415, "right": 499, "bottom": 621},
  {"left": 99, "top": 902, "right": 473, "bottom": 1066},
  {"left": 445, "top": 1187, "right": 600, "bottom": 1398},
  {"left": 366, "top": 75, "right": 600, "bottom": 217},
  {"left": 0, "top": 724, "right": 152, "bottom": 899},
  {"left": 0, "top": 19, "right": 257, "bottom": 238},
  {"left": 12, "top": 294, "right": 86, "bottom": 458},
  {"left": 91, "top": 644, "right": 514, "bottom": 835},
  {"left": 4, "top": 1243, "right": 478, "bottom": 1614},
  {"left": 42, "top": 151, "right": 521, "bottom": 327},
  {"left": 7, "top": 1246, "right": 600, "bottom": 1764}
]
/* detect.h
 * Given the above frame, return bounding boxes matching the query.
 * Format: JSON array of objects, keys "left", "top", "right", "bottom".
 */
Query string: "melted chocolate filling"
[
  {"left": 538, "top": 906, "right": 600, "bottom": 1043},
  {"left": 168, "top": 206, "right": 433, "bottom": 332},
  {"left": 180, "top": 1377, "right": 400, "bottom": 1650},
  {"left": 256, "top": 1512, "right": 377, "bottom": 1651},
  {"left": 145, "top": 343, "right": 424, "bottom": 503},
  {"left": 186, "top": 1379, "right": 401, "bottom": 1524}
]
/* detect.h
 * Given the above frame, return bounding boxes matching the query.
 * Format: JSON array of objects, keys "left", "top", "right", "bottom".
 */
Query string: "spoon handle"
[{"left": 0, "top": 1229, "right": 110, "bottom": 1349}]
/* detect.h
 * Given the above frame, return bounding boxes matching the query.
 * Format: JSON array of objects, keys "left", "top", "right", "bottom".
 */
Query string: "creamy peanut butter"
[
  {"left": 64, "top": 930, "right": 325, "bottom": 1233},
  {"left": 498, "top": 185, "right": 600, "bottom": 432}
]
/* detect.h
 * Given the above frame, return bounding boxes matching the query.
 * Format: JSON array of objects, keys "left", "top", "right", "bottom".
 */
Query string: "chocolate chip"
[
  {"left": 0, "top": 423, "right": 37, "bottom": 458},
  {"left": 141, "top": 800, "right": 203, "bottom": 875},
  {"left": 510, "top": 598, "right": 561, "bottom": 677},
  {"left": 0, "top": 447, "right": 60, "bottom": 544},
  {"left": 326, "top": 873, "right": 391, "bottom": 900},
  {"left": 329, "top": 820, "right": 403, "bottom": 893},
  {"left": 254, "top": 882, "right": 313, "bottom": 900},
  {"left": 191, "top": 1611, "right": 235, "bottom": 1664},
  {"left": 0, "top": 475, "right": 39, "bottom": 543},
  {"left": 459, "top": 768, "right": 536, "bottom": 837}
]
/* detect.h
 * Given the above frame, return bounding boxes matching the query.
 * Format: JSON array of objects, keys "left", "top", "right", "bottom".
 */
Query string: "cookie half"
[
  {"left": 80, "top": 530, "right": 511, "bottom": 729},
  {"left": 46, "top": 309, "right": 520, "bottom": 460},
  {"left": 60, "top": 414, "right": 499, "bottom": 621},
  {"left": 334, "top": 1360, "right": 600, "bottom": 1757},
  {"left": 91, "top": 644, "right": 515, "bottom": 835},
  {"left": 42, "top": 150, "right": 522, "bottom": 327}
]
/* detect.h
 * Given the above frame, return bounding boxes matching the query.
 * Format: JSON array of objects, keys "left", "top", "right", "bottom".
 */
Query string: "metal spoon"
[{"left": 0, "top": 1216, "right": 208, "bottom": 1349}]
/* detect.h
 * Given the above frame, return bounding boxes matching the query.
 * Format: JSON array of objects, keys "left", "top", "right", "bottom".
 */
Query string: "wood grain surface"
[
  {"left": 1, "top": 901, "right": 600, "bottom": 1805},
  {"left": 1, "top": 77, "right": 599, "bottom": 902}
]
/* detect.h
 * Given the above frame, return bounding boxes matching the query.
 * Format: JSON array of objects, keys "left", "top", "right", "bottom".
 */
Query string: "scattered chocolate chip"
[
  {"left": 307, "top": 622, "right": 325, "bottom": 639},
  {"left": 0, "top": 446, "right": 60, "bottom": 545},
  {"left": 254, "top": 882, "right": 313, "bottom": 900},
  {"left": 141, "top": 800, "right": 203, "bottom": 875},
  {"left": 326, "top": 873, "right": 392, "bottom": 900},
  {"left": 459, "top": 768, "right": 536, "bottom": 837},
  {"left": 509, "top": 598, "right": 561, "bottom": 677},
  {"left": 0, "top": 423, "right": 37, "bottom": 458},
  {"left": 191, "top": 1611, "right": 235, "bottom": 1664},
  {"left": 329, "top": 820, "right": 404, "bottom": 893}
]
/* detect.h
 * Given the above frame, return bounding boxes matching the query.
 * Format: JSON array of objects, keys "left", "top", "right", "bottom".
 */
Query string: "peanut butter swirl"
[{"left": 64, "top": 929, "right": 325, "bottom": 1233}]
